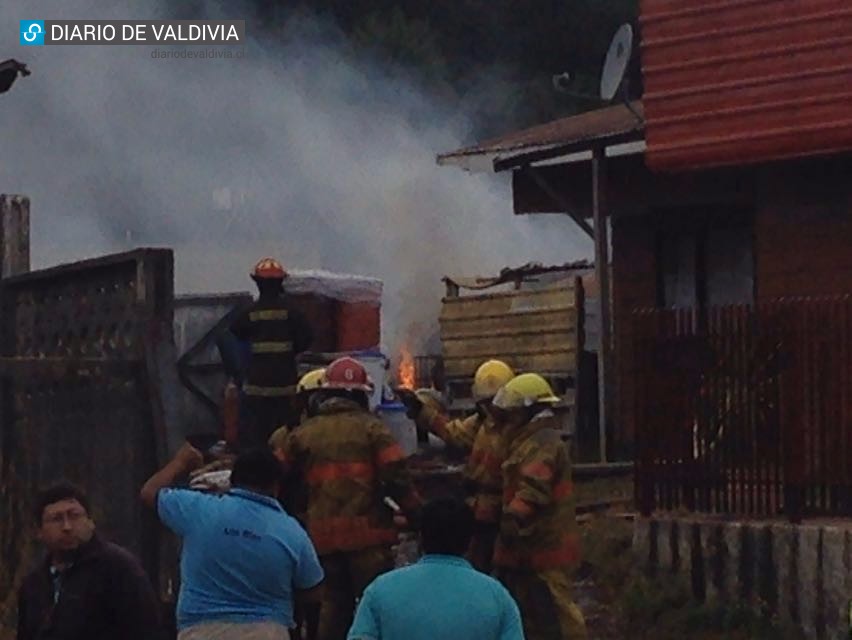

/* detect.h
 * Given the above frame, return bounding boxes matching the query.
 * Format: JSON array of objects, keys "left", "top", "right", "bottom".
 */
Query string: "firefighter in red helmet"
[
  {"left": 279, "top": 357, "right": 420, "bottom": 640},
  {"left": 225, "top": 258, "right": 313, "bottom": 449}
]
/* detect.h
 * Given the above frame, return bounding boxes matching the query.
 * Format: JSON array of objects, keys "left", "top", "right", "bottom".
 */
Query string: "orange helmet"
[
  {"left": 252, "top": 257, "right": 287, "bottom": 280},
  {"left": 323, "top": 357, "right": 374, "bottom": 392}
]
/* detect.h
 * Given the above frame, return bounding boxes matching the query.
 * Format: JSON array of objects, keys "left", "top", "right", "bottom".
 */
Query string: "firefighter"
[
  {"left": 268, "top": 369, "right": 327, "bottom": 464},
  {"left": 489, "top": 373, "right": 587, "bottom": 640},
  {"left": 226, "top": 257, "right": 313, "bottom": 450},
  {"left": 299, "top": 368, "right": 327, "bottom": 420},
  {"left": 279, "top": 357, "right": 420, "bottom": 640},
  {"left": 398, "top": 359, "right": 514, "bottom": 573}
]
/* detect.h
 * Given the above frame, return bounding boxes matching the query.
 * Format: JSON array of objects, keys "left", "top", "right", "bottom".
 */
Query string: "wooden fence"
[{"left": 632, "top": 296, "right": 852, "bottom": 522}]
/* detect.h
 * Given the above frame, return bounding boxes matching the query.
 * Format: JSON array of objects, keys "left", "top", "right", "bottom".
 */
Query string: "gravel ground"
[{"left": 575, "top": 576, "right": 622, "bottom": 639}]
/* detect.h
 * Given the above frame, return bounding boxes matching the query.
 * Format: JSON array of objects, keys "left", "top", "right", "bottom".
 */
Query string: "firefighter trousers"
[
  {"left": 494, "top": 568, "right": 587, "bottom": 640},
  {"left": 318, "top": 546, "right": 394, "bottom": 640}
]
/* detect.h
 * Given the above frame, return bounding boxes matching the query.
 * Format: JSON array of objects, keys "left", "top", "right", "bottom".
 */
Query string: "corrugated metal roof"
[
  {"left": 437, "top": 103, "right": 645, "bottom": 170},
  {"left": 641, "top": 0, "right": 852, "bottom": 171},
  {"left": 443, "top": 261, "right": 593, "bottom": 291}
]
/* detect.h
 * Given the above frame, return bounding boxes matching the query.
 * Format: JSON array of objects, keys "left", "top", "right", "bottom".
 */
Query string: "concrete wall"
[{"left": 634, "top": 515, "right": 852, "bottom": 639}]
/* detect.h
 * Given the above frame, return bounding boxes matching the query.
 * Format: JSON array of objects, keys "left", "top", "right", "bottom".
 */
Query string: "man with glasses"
[{"left": 16, "top": 483, "right": 163, "bottom": 640}]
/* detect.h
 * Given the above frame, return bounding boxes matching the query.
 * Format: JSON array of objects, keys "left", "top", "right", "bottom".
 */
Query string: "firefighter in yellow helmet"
[
  {"left": 295, "top": 368, "right": 327, "bottom": 421},
  {"left": 269, "top": 368, "right": 327, "bottom": 516},
  {"left": 490, "top": 373, "right": 587, "bottom": 640},
  {"left": 398, "top": 359, "right": 514, "bottom": 573},
  {"left": 225, "top": 258, "right": 313, "bottom": 450},
  {"left": 278, "top": 357, "right": 421, "bottom": 640}
]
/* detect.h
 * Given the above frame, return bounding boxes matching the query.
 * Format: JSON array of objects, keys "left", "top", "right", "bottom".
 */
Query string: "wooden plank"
[
  {"left": 713, "top": 305, "right": 728, "bottom": 515},
  {"left": 443, "top": 352, "right": 578, "bottom": 379},
  {"left": 440, "top": 286, "right": 577, "bottom": 319},
  {"left": 442, "top": 325, "right": 578, "bottom": 344},
  {"left": 441, "top": 308, "right": 578, "bottom": 336},
  {"left": 443, "top": 333, "right": 577, "bottom": 360},
  {"left": 743, "top": 306, "right": 755, "bottom": 515},
  {"left": 842, "top": 298, "right": 852, "bottom": 513}
]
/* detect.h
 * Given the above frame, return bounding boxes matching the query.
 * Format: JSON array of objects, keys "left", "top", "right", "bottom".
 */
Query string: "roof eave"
[{"left": 437, "top": 136, "right": 647, "bottom": 174}]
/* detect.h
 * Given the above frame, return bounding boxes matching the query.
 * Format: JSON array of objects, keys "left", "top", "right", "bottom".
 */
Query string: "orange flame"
[{"left": 398, "top": 347, "right": 416, "bottom": 390}]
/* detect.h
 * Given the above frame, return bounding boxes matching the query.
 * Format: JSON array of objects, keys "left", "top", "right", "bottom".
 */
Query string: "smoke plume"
[{"left": 0, "top": 1, "right": 591, "bottom": 357}]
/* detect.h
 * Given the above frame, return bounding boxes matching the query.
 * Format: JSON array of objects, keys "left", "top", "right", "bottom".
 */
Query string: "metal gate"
[
  {"left": 633, "top": 298, "right": 852, "bottom": 522},
  {"left": 0, "top": 249, "right": 177, "bottom": 629}
]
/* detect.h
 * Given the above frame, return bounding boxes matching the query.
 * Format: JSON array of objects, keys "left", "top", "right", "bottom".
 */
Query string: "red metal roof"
[
  {"left": 641, "top": 0, "right": 852, "bottom": 171},
  {"left": 437, "top": 102, "right": 645, "bottom": 166}
]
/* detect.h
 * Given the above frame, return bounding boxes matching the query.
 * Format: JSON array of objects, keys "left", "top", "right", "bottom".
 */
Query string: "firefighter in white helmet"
[{"left": 399, "top": 359, "right": 514, "bottom": 573}]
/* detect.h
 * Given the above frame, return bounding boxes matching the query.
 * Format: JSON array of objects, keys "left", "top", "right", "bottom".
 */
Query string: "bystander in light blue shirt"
[
  {"left": 348, "top": 554, "right": 524, "bottom": 640},
  {"left": 158, "top": 487, "right": 323, "bottom": 630}
]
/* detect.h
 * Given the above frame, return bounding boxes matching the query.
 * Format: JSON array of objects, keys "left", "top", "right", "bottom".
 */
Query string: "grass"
[{"left": 579, "top": 517, "right": 807, "bottom": 640}]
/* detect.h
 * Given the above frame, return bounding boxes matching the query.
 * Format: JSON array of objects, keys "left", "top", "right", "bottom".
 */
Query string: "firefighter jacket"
[
  {"left": 280, "top": 397, "right": 419, "bottom": 555},
  {"left": 229, "top": 295, "right": 312, "bottom": 397},
  {"left": 493, "top": 410, "right": 580, "bottom": 572},
  {"left": 416, "top": 404, "right": 506, "bottom": 525}
]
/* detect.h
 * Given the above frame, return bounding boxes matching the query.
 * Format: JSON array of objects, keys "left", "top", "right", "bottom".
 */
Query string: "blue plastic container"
[{"left": 376, "top": 402, "right": 417, "bottom": 456}]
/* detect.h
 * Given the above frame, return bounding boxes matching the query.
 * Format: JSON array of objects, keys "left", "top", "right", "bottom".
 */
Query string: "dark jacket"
[
  {"left": 230, "top": 295, "right": 313, "bottom": 394},
  {"left": 16, "top": 534, "right": 162, "bottom": 640}
]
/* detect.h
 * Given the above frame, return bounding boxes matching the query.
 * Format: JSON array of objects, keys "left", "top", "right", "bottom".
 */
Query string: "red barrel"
[{"left": 336, "top": 301, "right": 380, "bottom": 351}]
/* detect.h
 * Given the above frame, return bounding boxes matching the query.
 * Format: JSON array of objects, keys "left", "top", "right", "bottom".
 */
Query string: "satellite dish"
[
  {"left": 552, "top": 72, "right": 572, "bottom": 93},
  {"left": 600, "top": 24, "right": 633, "bottom": 101}
]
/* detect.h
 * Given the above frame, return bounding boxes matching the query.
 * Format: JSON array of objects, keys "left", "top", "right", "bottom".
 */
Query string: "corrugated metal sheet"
[
  {"left": 443, "top": 261, "right": 592, "bottom": 291},
  {"left": 641, "top": 0, "right": 852, "bottom": 170},
  {"left": 440, "top": 279, "right": 582, "bottom": 378},
  {"left": 437, "top": 103, "right": 644, "bottom": 165},
  {"left": 174, "top": 293, "right": 251, "bottom": 436}
]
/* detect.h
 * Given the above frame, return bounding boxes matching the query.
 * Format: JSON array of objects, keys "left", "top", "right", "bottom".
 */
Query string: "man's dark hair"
[
  {"left": 34, "top": 482, "right": 91, "bottom": 525},
  {"left": 420, "top": 498, "right": 474, "bottom": 556},
  {"left": 230, "top": 448, "right": 283, "bottom": 491}
]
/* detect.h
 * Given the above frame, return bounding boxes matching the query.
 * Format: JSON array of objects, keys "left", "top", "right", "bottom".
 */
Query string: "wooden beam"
[
  {"left": 0, "top": 194, "right": 30, "bottom": 277},
  {"left": 593, "top": 146, "right": 611, "bottom": 463},
  {"left": 524, "top": 167, "right": 595, "bottom": 239},
  {"left": 493, "top": 131, "right": 643, "bottom": 173}
]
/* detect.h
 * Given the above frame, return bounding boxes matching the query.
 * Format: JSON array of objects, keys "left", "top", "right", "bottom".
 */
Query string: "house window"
[{"left": 657, "top": 213, "right": 754, "bottom": 309}]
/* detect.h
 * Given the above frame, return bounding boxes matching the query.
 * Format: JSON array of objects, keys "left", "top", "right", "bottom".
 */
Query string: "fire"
[{"left": 398, "top": 347, "right": 416, "bottom": 390}]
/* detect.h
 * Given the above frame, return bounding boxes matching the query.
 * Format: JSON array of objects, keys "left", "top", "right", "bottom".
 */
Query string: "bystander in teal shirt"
[
  {"left": 158, "top": 487, "right": 323, "bottom": 631},
  {"left": 348, "top": 554, "right": 524, "bottom": 640}
]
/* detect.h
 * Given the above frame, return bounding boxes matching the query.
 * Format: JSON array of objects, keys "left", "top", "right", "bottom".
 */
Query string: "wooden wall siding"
[
  {"left": 612, "top": 217, "right": 658, "bottom": 450},
  {"left": 440, "top": 279, "right": 582, "bottom": 379},
  {"left": 755, "top": 158, "right": 852, "bottom": 298},
  {"left": 641, "top": 0, "right": 852, "bottom": 170}
]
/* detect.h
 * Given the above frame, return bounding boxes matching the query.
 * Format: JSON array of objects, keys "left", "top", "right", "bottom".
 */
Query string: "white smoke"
[{"left": 0, "top": 1, "right": 591, "bottom": 356}]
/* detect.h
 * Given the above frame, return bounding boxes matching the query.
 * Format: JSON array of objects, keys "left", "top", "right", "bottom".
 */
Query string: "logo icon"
[{"left": 20, "top": 20, "right": 44, "bottom": 46}]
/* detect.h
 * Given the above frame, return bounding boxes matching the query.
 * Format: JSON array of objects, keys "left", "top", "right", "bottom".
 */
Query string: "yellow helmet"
[
  {"left": 472, "top": 360, "right": 515, "bottom": 401},
  {"left": 296, "top": 368, "right": 326, "bottom": 394},
  {"left": 492, "top": 373, "right": 560, "bottom": 410}
]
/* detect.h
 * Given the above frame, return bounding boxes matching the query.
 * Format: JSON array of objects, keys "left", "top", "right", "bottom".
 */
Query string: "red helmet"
[
  {"left": 323, "top": 357, "right": 374, "bottom": 392},
  {"left": 252, "top": 257, "right": 287, "bottom": 280}
]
